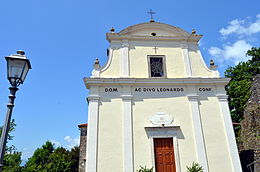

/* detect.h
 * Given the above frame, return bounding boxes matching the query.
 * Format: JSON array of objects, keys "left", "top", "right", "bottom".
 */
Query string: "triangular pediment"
[{"left": 119, "top": 22, "right": 190, "bottom": 37}]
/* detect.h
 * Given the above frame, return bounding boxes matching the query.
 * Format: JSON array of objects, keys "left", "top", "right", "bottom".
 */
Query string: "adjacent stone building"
[
  {"left": 239, "top": 74, "right": 260, "bottom": 172},
  {"left": 78, "top": 124, "right": 87, "bottom": 172}
]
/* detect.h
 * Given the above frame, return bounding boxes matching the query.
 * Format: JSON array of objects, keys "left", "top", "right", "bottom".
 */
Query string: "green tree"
[
  {"left": 247, "top": 47, "right": 260, "bottom": 62},
  {"left": 46, "top": 147, "right": 72, "bottom": 172},
  {"left": 2, "top": 152, "right": 23, "bottom": 172},
  {"left": 224, "top": 47, "right": 260, "bottom": 125},
  {"left": 23, "top": 141, "right": 54, "bottom": 172},
  {"left": 23, "top": 142, "right": 79, "bottom": 172},
  {"left": 69, "top": 146, "right": 79, "bottom": 172},
  {"left": 0, "top": 119, "right": 23, "bottom": 172},
  {"left": 0, "top": 119, "right": 17, "bottom": 152}
]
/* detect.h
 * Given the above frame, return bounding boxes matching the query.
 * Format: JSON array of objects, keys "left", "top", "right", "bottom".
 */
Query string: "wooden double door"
[{"left": 154, "top": 138, "right": 176, "bottom": 172}]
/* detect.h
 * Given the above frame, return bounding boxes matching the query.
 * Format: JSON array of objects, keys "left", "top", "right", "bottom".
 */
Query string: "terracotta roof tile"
[{"left": 78, "top": 123, "right": 88, "bottom": 127}]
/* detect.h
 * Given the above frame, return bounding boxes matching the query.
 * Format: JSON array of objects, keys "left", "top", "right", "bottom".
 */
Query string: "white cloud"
[
  {"left": 219, "top": 14, "right": 260, "bottom": 36},
  {"left": 51, "top": 140, "right": 61, "bottom": 147},
  {"left": 64, "top": 136, "right": 72, "bottom": 142},
  {"left": 208, "top": 15, "right": 259, "bottom": 65},
  {"left": 21, "top": 148, "right": 33, "bottom": 161},
  {"left": 209, "top": 40, "right": 252, "bottom": 64},
  {"left": 64, "top": 136, "right": 80, "bottom": 149}
]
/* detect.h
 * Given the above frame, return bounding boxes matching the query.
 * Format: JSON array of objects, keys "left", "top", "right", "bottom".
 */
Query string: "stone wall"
[
  {"left": 78, "top": 124, "right": 87, "bottom": 172},
  {"left": 240, "top": 74, "right": 260, "bottom": 171}
]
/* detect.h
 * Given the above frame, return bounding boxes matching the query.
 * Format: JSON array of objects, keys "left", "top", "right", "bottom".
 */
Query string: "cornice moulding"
[
  {"left": 217, "top": 95, "right": 229, "bottom": 101},
  {"left": 106, "top": 33, "right": 202, "bottom": 42},
  {"left": 188, "top": 95, "right": 200, "bottom": 101},
  {"left": 145, "top": 125, "right": 181, "bottom": 129},
  {"left": 121, "top": 95, "right": 133, "bottom": 100},
  {"left": 83, "top": 77, "right": 230, "bottom": 88}
]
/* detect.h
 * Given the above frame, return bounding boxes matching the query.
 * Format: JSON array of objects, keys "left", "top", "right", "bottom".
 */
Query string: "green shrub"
[
  {"left": 186, "top": 162, "right": 203, "bottom": 172},
  {"left": 136, "top": 166, "right": 153, "bottom": 172}
]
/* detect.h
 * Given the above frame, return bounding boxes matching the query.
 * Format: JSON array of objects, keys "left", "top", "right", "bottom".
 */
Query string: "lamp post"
[{"left": 0, "top": 50, "right": 31, "bottom": 171}]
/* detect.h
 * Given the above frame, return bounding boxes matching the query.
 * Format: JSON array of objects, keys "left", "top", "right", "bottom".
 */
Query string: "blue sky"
[{"left": 0, "top": 0, "right": 259, "bottom": 161}]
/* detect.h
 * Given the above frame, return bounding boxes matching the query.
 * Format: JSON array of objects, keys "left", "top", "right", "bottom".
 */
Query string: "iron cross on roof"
[{"left": 147, "top": 9, "right": 156, "bottom": 22}]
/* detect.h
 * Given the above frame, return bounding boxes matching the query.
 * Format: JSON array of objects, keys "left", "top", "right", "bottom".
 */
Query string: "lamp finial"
[{"left": 17, "top": 50, "right": 25, "bottom": 55}]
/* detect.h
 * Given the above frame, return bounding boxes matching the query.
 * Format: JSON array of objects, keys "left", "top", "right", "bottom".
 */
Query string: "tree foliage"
[
  {"left": 23, "top": 141, "right": 79, "bottom": 172},
  {"left": 186, "top": 162, "right": 203, "bottom": 172},
  {"left": 136, "top": 166, "right": 154, "bottom": 172},
  {"left": 224, "top": 47, "right": 260, "bottom": 124},
  {"left": 23, "top": 141, "right": 54, "bottom": 171},
  {"left": 0, "top": 119, "right": 23, "bottom": 172},
  {"left": 0, "top": 119, "right": 17, "bottom": 152},
  {"left": 47, "top": 147, "right": 72, "bottom": 171},
  {"left": 3, "top": 152, "right": 23, "bottom": 172},
  {"left": 0, "top": 122, "right": 79, "bottom": 172},
  {"left": 69, "top": 146, "right": 80, "bottom": 171},
  {"left": 247, "top": 47, "right": 260, "bottom": 62}
]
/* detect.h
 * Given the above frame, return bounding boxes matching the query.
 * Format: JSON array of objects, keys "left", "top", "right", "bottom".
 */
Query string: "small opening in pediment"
[{"left": 151, "top": 32, "right": 157, "bottom": 36}]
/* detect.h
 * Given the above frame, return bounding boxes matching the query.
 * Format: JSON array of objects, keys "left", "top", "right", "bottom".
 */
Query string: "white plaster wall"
[
  {"left": 189, "top": 50, "right": 213, "bottom": 77},
  {"left": 97, "top": 98, "right": 123, "bottom": 172},
  {"left": 129, "top": 44, "right": 150, "bottom": 78},
  {"left": 100, "top": 40, "right": 216, "bottom": 78},
  {"left": 100, "top": 48, "right": 121, "bottom": 77},
  {"left": 129, "top": 41, "right": 186, "bottom": 78},
  {"left": 132, "top": 97, "right": 197, "bottom": 171},
  {"left": 199, "top": 97, "right": 233, "bottom": 172}
]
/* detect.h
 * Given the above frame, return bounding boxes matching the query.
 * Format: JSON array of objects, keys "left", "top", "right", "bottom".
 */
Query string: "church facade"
[{"left": 83, "top": 21, "right": 242, "bottom": 172}]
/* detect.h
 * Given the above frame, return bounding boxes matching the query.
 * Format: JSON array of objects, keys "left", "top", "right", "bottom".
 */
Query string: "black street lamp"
[{"left": 0, "top": 50, "right": 31, "bottom": 171}]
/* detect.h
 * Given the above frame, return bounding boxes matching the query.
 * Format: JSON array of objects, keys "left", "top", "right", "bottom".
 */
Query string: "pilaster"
[
  {"left": 121, "top": 85, "right": 134, "bottom": 172},
  {"left": 86, "top": 95, "right": 100, "bottom": 172},
  {"left": 217, "top": 95, "right": 242, "bottom": 172},
  {"left": 181, "top": 43, "right": 192, "bottom": 76},
  {"left": 121, "top": 40, "right": 130, "bottom": 77},
  {"left": 188, "top": 95, "right": 209, "bottom": 172}
]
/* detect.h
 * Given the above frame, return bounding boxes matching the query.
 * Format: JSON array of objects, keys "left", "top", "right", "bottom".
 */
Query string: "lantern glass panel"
[
  {"left": 7, "top": 58, "right": 27, "bottom": 82},
  {"left": 20, "top": 61, "right": 30, "bottom": 82}
]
